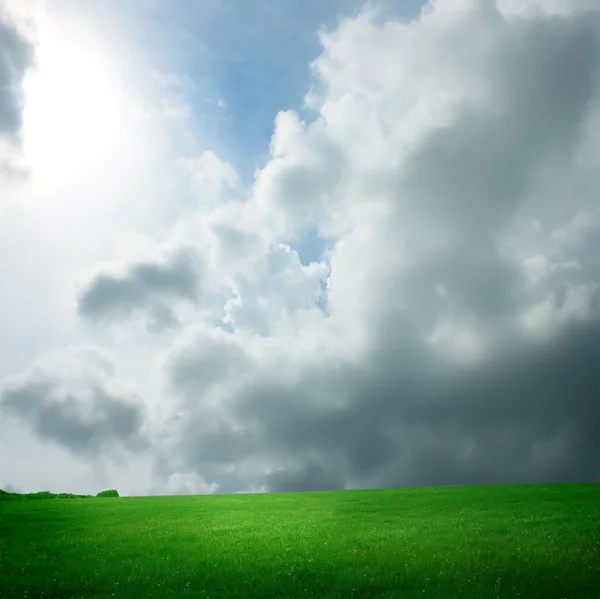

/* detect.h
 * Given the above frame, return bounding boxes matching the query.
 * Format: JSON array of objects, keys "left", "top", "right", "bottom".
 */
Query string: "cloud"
[
  {"left": 163, "top": 98, "right": 190, "bottom": 121},
  {"left": 181, "top": 150, "right": 239, "bottom": 207},
  {"left": 4, "top": 0, "right": 600, "bottom": 497},
  {"left": 0, "top": 345, "right": 149, "bottom": 458},
  {"left": 161, "top": 471, "right": 219, "bottom": 496},
  {"left": 498, "top": 0, "right": 600, "bottom": 18},
  {"left": 265, "top": 458, "right": 346, "bottom": 493},
  {"left": 77, "top": 246, "right": 202, "bottom": 330},
  {"left": 145, "top": 0, "right": 600, "bottom": 493},
  {"left": 0, "top": 5, "right": 35, "bottom": 177},
  {"left": 252, "top": 109, "right": 350, "bottom": 240},
  {"left": 223, "top": 242, "right": 328, "bottom": 335},
  {"left": 0, "top": 8, "right": 33, "bottom": 139}
]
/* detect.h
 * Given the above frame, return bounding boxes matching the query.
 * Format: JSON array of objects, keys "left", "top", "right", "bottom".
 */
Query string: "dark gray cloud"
[
  {"left": 346, "top": 310, "right": 600, "bottom": 488},
  {"left": 170, "top": 328, "right": 251, "bottom": 400},
  {"left": 0, "top": 373, "right": 148, "bottom": 457},
  {"left": 0, "top": 8, "right": 33, "bottom": 179},
  {"left": 159, "top": 309, "right": 599, "bottom": 494},
  {"left": 77, "top": 247, "right": 202, "bottom": 328},
  {"left": 398, "top": 10, "right": 600, "bottom": 243},
  {"left": 0, "top": 9, "right": 33, "bottom": 140},
  {"left": 265, "top": 458, "right": 347, "bottom": 493}
]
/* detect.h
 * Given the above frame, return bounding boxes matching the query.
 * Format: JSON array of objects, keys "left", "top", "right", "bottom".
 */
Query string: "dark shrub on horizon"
[
  {"left": 96, "top": 489, "right": 120, "bottom": 498},
  {"left": 0, "top": 489, "right": 93, "bottom": 501}
]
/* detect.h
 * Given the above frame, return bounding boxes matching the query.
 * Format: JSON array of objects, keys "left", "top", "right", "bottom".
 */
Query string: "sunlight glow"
[{"left": 21, "top": 18, "right": 127, "bottom": 191}]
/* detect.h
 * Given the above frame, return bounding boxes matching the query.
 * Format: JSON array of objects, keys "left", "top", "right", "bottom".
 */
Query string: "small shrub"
[
  {"left": 57, "top": 493, "right": 92, "bottom": 499},
  {"left": 96, "top": 489, "right": 120, "bottom": 498},
  {"left": 29, "top": 491, "right": 55, "bottom": 500},
  {"left": 0, "top": 489, "right": 93, "bottom": 501}
]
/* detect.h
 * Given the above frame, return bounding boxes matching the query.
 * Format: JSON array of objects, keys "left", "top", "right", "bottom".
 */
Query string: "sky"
[{"left": 0, "top": 0, "right": 599, "bottom": 497}]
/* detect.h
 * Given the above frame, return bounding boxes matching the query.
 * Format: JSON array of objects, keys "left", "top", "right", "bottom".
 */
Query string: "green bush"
[
  {"left": 57, "top": 493, "right": 92, "bottom": 499},
  {"left": 0, "top": 489, "right": 93, "bottom": 501},
  {"left": 29, "top": 491, "right": 55, "bottom": 500},
  {"left": 96, "top": 489, "right": 120, "bottom": 498}
]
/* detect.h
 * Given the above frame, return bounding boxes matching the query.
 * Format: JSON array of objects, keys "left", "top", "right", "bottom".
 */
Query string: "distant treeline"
[{"left": 0, "top": 488, "right": 119, "bottom": 501}]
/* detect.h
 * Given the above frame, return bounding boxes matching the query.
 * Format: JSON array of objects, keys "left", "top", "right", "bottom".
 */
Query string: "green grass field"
[{"left": 1, "top": 483, "right": 599, "bottom": 598}]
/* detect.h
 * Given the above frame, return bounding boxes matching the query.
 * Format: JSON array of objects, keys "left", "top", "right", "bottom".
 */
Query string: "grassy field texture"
[{"left": 1, "top": 483, "right": 599, "bottom": 598}]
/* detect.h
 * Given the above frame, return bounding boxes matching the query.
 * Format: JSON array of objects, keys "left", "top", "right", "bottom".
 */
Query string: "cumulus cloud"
[
  {"left": 77, "top": 246, "right": 202, "bottom": 330},
  {"left": 223, "top": 242, "right": 328, "bottom": 335},
  {"left": 5, "top": 0, "right": 600, "bottom": 496},
  {"left": 145, "top": 0, "right": 600, "bottom": 494},
  {"left": 181, "top": 150, "right": 239, "bottom": 207},
  {"left": 0, "top": 345, "right": 149, "bottom": 458}
]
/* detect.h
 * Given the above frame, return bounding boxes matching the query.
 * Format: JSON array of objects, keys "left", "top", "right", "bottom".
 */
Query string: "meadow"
[{"left": 0, "top": 482, "right": 599, "bottom": 598}]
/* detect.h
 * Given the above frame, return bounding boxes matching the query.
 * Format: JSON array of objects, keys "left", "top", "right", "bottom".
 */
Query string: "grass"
[{"left": 0, "top": 482, "right": 599, "bottom": 598}]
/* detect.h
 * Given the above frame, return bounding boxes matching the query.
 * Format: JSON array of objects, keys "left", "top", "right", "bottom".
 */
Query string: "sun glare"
[{"left": 21, "top": 17, "right": 126, "bottom": 191}]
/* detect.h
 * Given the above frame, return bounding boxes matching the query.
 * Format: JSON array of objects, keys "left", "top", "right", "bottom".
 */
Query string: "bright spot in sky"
[{"left": 21, "top": 18, "right": 126, "bottom": 192}]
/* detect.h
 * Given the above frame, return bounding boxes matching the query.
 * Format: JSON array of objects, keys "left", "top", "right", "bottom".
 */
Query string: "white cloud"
[
  {"left": 150, "top": 69, "right": 182, "bottom": 87},
  {"left": 162, "top": 98, "right": 190, "bottom": 121},
  {"left": 223, "top": 243, "right": 328, "bottom": 336},
  {"left": 498, "top": 0, "right": 600, "bottom": 18},
  {"left": 181, "top": 150, "right": 239, "bottom": 208}
]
